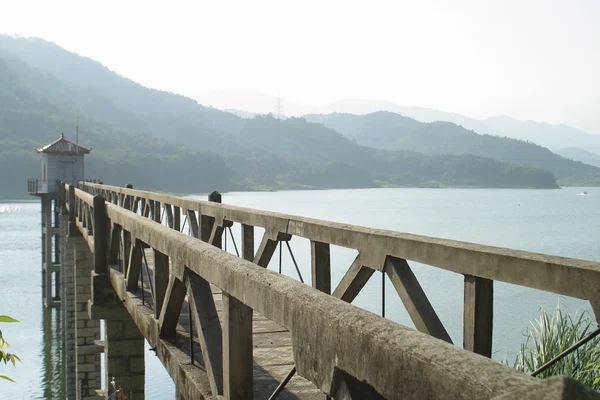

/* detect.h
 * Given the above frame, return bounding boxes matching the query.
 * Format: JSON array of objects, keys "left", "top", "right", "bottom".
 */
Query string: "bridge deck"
[
  {"left": 140, "top": 249, "right": 323, "bottom": 400},
  {"left": 65, "top": 182, "right": 600, "bottom": 399}
]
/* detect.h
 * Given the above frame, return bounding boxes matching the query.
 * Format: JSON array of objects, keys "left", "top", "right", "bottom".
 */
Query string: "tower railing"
[{"left": 27, "top": 178, "right": 39, "bottom": 194}]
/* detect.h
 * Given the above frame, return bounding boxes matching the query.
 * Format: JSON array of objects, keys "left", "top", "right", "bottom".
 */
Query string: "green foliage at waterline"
[
  {"left": 0, "top": 315, "right": 21, "bottom": 382},
  {"left": 511, "top": 305, "right": 600, "bottom": 390}
]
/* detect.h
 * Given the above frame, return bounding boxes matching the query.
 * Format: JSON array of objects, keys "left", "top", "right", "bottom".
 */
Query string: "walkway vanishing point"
[{"left": 40, "top": 181, "right": 600, "bottom": 399}]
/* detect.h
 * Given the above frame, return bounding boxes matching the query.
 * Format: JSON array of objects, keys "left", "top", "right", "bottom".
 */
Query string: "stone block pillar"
[
  {"left": 40, "top": 195, "right": 62, "bottom": 308},
  {"left": 72, "top": 234, "right": 102, "bottom": 399},
  {"left": 61, "top": 213, "right": 77, "bottom": 400},
  {"left": 104, "top": 302, "right": 145, "bottom": 399},
  {"left": 42, "top": 196, "right": 56, "bottom": 307}
]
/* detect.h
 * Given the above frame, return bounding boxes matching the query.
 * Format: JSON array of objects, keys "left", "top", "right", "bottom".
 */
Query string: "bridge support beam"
[
  {"left": 41, "top": 195, "right": 61, "bottom": 308},
  {"left": 59, "top": 225, "right": 102, "bottom": 399},
  {"left": 101, "top": 301, "right": 145, "bottom": 400},
  {"left": 61, "top": 213, "right": 77, "bottom": 399},
  {"left": 72, "top": 235, "right": 102, "bottom": 399}
]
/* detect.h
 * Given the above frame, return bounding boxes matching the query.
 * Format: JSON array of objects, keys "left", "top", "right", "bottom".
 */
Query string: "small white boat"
[{"left": 576, "top": 191, "right": 588, "bottom": 196}]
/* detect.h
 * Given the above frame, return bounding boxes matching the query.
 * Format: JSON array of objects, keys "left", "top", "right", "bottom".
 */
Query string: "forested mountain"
[
  {"left": 231, "top": 115, "right": 558, "bottom": 189},
  {"left": 0, "top": 36, "right": 246, "bottom": 137},
  {"left": 482, "top": 115, "right": 600, "bottom": 152},
  {"left": 316, "top": 100, "right": 600, "bottom": 151},
  {"left": 555, "top": 147, "right": 600, "bottom": 168},
  {"left": 305, "top": 112, "right": 600, "bottom": 186},
  {"left": 192, "top": 91, "right": 600, "bottom": 152},
  {"left": 0, "top": 36, "right": 563, "bottom": 198},
  {"left": 0, "top": 51, "right": 235, "bottom": 197}
]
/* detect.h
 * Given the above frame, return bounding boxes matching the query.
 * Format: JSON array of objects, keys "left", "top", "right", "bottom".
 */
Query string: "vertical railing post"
[
  {"left": 242, "top": 225, "right": 254, "bottom": 262},
  {"left": 222, "top": 224, "right": 254, "bottom": 400},
  {"left": 92, "top": 194, "right": 108, "bottom": 305},
  {"left": 201, "top": 191, "right": 221, "bottom": 245},
  {"left": 149, "top": 200, "right": 155, "bottom": 219},
  {"left": 154, "top": 201, "right": 162, "bottom": 223},
  {"left": 42, "top": 196, "right": 53, "bottom": 307},
  {"left": 173, "top": 206, "right": 181, "bottom": 232},
  {"left": 124, "top": 183, "right": 133, "bottom": 210},
  {"left": 463, "top": 275, "right": 493, "bottom": 357},
  {"left": 165, "top": 204, "right": 174, "bottom": 228},
  {"left": 69, "top": 185, "right": 76, "bottom": 223},
  {"left": 153, "top": 250, "right": 169, "bottom": 318},
  {"left": 311, "top": 241, "right": 331, "bottom": 294},
  {"left": 53, "top": 197, "right": 61, "bottom": 298},
  {"left": 223, "top": 293, "right": 253, "bottom": 400},
  {"left": 122, "top": 230, "right": 131, "bottom": 274},
  {"left": 57, "top": 181, "right": 63, "bottom": 208},
  {"left": 122, "top": 186, "right": 133, "bottom": 269}
]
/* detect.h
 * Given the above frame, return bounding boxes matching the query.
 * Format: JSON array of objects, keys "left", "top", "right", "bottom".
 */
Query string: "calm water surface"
[{"left": 1, "top": 187, "right": 598, "bottom": 398}]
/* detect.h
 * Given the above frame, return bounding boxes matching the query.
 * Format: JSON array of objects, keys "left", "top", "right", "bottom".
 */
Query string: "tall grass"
[{"left": 511, "top": 304, "right": 600, "bottom": 390}]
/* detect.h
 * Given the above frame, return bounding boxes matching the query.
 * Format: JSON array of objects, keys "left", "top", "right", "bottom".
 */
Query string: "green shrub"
[
  {"left": 511, "top": 305, "right": 600, "bottom": 390},
  {"left": 0, "top": 315, "right": 20, "bottom": 382}
]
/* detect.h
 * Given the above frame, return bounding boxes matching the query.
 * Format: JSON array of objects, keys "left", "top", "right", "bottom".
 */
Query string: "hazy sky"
[{"left": 1, "top": 0, "right": 599, "bottom": 132}]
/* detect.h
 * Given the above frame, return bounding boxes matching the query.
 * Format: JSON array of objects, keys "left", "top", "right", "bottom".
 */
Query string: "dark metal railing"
[{"left": 27, "top": 178, "right": 39, "bottom": 194}]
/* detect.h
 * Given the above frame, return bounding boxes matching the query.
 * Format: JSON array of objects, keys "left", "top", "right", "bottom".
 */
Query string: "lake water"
[{"left": 1, "top": 187, "right": 598, "bottom": 398}]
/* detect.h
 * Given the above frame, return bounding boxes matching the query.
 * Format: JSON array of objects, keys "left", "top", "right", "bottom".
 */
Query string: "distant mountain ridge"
[
  {"left": 0, "top": 49, "right": 235, "bottom": 197},
  {"left": 0, "top": 36, "right": 579, "bottom": 197},
  {"left": 193, "top": 91, "right": 600, "bottom": 152},
  {"left": 304, "top": 112, "right": 600, "bottom": 185},
  {"left": 0, "top": 36, "right": 246, "bottom": 137},
  {"left": 555, "top": 148, "right": 600, "bottom": 168}
]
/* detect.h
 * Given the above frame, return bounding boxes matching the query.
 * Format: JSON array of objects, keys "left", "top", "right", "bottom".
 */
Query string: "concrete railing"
[
  {"left": 63, "top": 182, "right": 600, "bottom": 399},
  {"left": 79, "top": 182, "right": 600, "bottom": 349}
]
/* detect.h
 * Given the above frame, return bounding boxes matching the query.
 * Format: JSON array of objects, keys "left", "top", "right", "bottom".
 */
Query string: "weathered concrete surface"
[
  {"left": 75, "top": 183, "right": 600, "bottom": 400},
  {"left": 463, "top": 274, "right": 493, "bottom": 357},
  {"left": 103, "top": 302, "right": 145, "bottom": 399},
  {"left": 310, "top": 241, "right": 331, "bottom": 294},
  {"left": 108, "top": 268, "right": 213, "bottom": 400},
  {"left": 185, "top": 269, "right": 224, "bottom": 397},
  {"left": 83, "top": 182, "right": 600, "bottom": 311},
  {"left": 61, "top": 215, "right": 77, "bottom": 400},
  {"left": 41, "top": 196, "right": 59, "bottom": 308},
  {"left": 385, "top": 256, "right": 451, "bottom": 343},
  {"left": 331, "top": 254, "right": 374, "bottom": 303},
  {"left": 104, "top": 203, "right": 547, "bottom": 400},
  {"left": 108, "top": 266, "right": 324, "bottom": 399},
  {"left": 71, "top": 234, "right": 102, "bottom": 399}
]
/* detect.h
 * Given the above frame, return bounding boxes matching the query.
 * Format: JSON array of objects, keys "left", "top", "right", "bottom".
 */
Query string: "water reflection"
[{"left": 40, "top": 307, "right": 65, "bottom": 399}]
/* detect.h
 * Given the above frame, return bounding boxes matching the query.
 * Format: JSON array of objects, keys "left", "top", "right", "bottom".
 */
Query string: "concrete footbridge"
[{"left": 33, "top": 177, "right": 600, "bottom": 399}]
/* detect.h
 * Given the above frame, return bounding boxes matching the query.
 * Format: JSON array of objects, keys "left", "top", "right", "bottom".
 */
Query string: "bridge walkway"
[
  {"left": 139, "top": 249, "right": 322, "bottom": 399},
  {"left": 59, "top": 181, "right": 600, "bottom": 400}
]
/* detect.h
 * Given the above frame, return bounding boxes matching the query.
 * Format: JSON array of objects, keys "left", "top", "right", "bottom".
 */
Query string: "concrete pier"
[
  {"left": 41, "top": 195, "right": 60, "bottom": 308},
  {"left": 101, "top": 302, "right": 145, "bottom": 399}
]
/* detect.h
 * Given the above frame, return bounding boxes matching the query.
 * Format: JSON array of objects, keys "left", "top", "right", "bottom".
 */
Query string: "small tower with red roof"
[
  {"left": 30, "top": 133, "right": 91, "bottom": 194},
  {"left": 27, "top": 133, "right": 91, "bottom": 308}
]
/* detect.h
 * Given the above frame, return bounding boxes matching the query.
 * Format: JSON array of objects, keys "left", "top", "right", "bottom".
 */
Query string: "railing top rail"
[
  {"left": 78, "top": 182, "right": 600, "bottom": 303},
  {"left": 103, "top": 201, "right": 539, "bottom": 399},
  {"left": 74, "top": 186, "right": 95, "bottom": 206}
]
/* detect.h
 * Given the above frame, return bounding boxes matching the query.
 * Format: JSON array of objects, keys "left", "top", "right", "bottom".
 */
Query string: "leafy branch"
[{"left": 0, "top": 316, "right": 20, "bottom": 382}]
